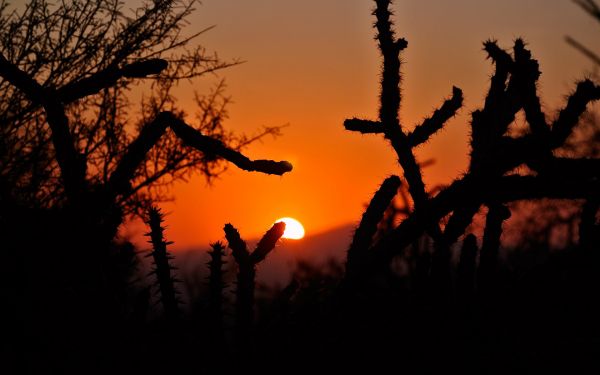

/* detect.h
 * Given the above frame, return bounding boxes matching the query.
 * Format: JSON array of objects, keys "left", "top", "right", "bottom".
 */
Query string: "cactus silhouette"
[
  {"left": 224, "top": 222, "right": 286, "bottom": 343},
  {"left": 478, "top": 203, "right": 511, "bottom": 294},
  {"left": 207, "top": 241, "right": 226, "bottom": 341},
  {"left": 346, "top": 175, "right": 401, "bottom": 280},
  {"left": 342, "top": 0, "right": 600, "bottom": 288},
  {"left": 343, "top": 0, "right": 463, "bottom": 287},
  {"left": 146, "top": 206, "right": 181, "bottom": 321}
]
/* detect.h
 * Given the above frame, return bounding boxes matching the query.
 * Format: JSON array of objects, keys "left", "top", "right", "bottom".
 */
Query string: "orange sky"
[{"left": 125, "top": 0, "right": 599, "bottom": 250}]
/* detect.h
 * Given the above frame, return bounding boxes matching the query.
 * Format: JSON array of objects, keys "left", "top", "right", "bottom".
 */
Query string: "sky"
[{"left": 125, "top": 0, "right": 599, "bottom": 250}]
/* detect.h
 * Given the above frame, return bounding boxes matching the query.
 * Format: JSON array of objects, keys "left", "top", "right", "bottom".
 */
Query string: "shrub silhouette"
[
  {"left": 0, "top": 0, "right": 292, "bottom": 302},
  {"left": 0, "top": 1, "right": 292, "bottom": 372}
]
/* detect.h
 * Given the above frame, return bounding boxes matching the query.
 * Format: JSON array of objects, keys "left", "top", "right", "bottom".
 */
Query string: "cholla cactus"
[
  {"left": 146, "top": 206, "right": 180, "bottom": 321},
  {"left": 344, "top": 0, "right": 462, "bottom": 285},
  {"left": 207, "top": 241, "right": 226, "bottom": 336},
  {"left": 343, "top": 0, "right": 600, "bottom": 290},
  {"left": 224, "top": 222, "right": 285, "bottom": 342},
  {"left": 346, "top": 175, "right": 401, "bottom": 280},
  {"left": 478, "top": 203, "right": 511, "bottom": 294}
]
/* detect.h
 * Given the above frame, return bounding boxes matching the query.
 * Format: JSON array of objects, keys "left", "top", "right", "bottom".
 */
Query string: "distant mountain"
[
  {"left": 169, "top": 222, "right": 356, "bottom": 289},
  {"left": 255, "top": 222, "right": 355, "bottom": 286}
]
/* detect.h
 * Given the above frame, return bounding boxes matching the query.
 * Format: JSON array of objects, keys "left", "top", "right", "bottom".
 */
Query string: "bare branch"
[
  {"left": 0, "top": 53, "right": 84, "bottom": 198},
  {"left": 343, "top": 118, "right": 384, "bottom": 134},
  {"left": 168, "top": 114, "right": 293, "bottom": 176},
  {"left": 108, "top": 112, "right": 171, "bottom": 195},
  {"left": 57, "top": 59, "right": 169, "bottom": 103},
  {"left": 573, "top": 0, "right": 600, "bottom": 22},
  {"left": 109, "top": 111, "right": 293, "bottom": 198},
  {"left": 565, "top": 36, "right": 600, "bottom": 67}
]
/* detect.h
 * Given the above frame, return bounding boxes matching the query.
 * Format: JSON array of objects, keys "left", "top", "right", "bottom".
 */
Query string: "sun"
[{"left": 275, "top": 217, "right": 305, "bottom": 240}]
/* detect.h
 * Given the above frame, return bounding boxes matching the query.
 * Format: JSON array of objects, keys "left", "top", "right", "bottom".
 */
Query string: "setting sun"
[{"left": 275, "top": 217, "right": 305, "bottom": 240}]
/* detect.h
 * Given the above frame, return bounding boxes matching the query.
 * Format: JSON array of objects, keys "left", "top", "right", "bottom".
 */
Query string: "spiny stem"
[
  {"left": 146, "top": 206, "right": 180, "bottom": 321},
  {"left": 224, "top": 222, "right": 286, "bottom": 345}
]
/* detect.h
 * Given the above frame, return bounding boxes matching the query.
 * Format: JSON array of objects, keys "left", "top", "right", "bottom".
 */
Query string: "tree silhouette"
[
  {"left": 0, "top": 2, "right": 292, "bottom": 371},
  {"left": 0, "top": 0, "right": 292, "bottom": 227}
]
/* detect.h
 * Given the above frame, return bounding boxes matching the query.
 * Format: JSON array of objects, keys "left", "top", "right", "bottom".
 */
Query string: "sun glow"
[{"left": 275, "top": 217, "right": 305, "bottom": 240}]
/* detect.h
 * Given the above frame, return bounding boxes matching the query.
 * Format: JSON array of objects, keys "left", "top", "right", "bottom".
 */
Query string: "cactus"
[
  {"left": 346, "top": 175, "right": 401, "bottom": 280},
  {"left": 478, "top": 203, "right": 511, "bottom": 294},
  {"left": 224, "top": 222, "right": 286, "bottom": 343},
  {"left": 207, "top": 241, "right": 226, "bottom": 339},
  {"left": 145, "top": 206, "right": 180, "bottom": 321},
  {"left": 343, "top": 0, "right": 463, "bottom": 287},
  {"left": 341, "top": 0, "right": 600, "bottom": 288}
]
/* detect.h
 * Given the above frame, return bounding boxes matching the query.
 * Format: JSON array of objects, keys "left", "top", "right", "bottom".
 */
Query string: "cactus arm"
[
  {"left": 551, "top": 80, "right": 600, "bottom": 148},
  {"left": 477, "top": 203, "right": 511, "bottom": 292},
  {"left": 346, "top": 175, "right": 401, "bottom": 277},
  {"left": 407, "top": 87, "right": 463, "bottom": 147},
  {"left": 224, "top": 223, "right": 250, "bottom": 263},
  {"left": 250, "top": 222, "right": 286, "bottom": 264}
]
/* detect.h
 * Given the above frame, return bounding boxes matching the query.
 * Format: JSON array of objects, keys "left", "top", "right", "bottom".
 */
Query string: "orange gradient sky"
[{"left": 125, "top": 0, "right": 598, "bottom": 249}]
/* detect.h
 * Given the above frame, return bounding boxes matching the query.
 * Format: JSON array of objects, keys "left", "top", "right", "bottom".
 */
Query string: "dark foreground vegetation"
[{"left": 1, "top": 0, "right": 599, "bottom": 373}]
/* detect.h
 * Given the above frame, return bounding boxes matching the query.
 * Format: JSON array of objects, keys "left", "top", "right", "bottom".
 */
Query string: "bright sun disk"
[{"left": 275, "top": 217, "right": 305, "bottom": 240}]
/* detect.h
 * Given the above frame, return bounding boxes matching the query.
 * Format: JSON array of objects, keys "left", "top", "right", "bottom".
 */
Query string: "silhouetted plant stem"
[
  {"left": 346, "top": 175, "right": 401, "bottom": 280},
  {"left": 407, "top": 86, "right": 464, "bottom": 147},
  {"left": 207, "top": 241, "right": 226, "bottom": 341},
  {"left": 342, "top": 1, "right": 464, "bottom": 290},
  {"left": 0, "top": 54, "right": 86, "bottom": 202},
  {"left": 224, "top": 222, "right": 285, "bottom": 346},
  {"left": 369, "top": 172, "right": 600, "bottom": 282},
  {"left": 146, "top": 206, "right": 180, "bottom": 321},
  {"left": 373, "top": 0, "right": 429, "bottom": 211},
  {"left": 108, "top": 111, "right": 292, "bottom": 199},
  {"left": 478, "top": 203, "right": 511, "bottom": 294},
  {"left": 235, "top": 261, "right": 256, "bottom": 341},
  {"left": 574, "top": 0, "right": 600, "bottom": 21}
]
